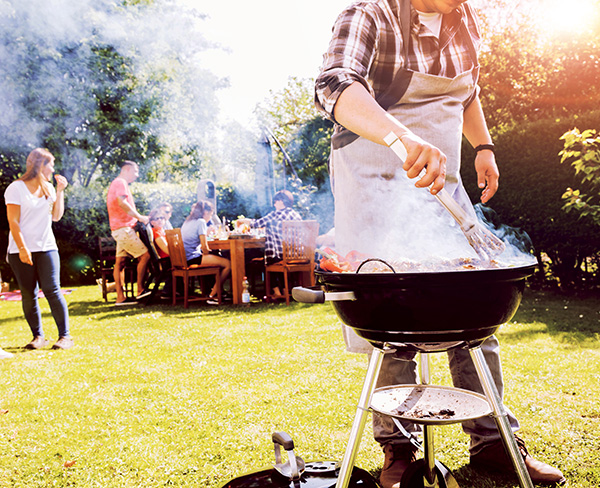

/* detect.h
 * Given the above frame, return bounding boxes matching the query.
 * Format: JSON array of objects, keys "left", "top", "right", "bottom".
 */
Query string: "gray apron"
[{"left": 332, "top": 0, "right": 480, "bottom": 352}]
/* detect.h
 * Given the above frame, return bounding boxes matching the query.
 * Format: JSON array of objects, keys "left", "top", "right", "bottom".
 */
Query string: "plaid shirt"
[
  {"left": 253, "top": 207, "right": 302, "bottom": 261},
  {"left": 315, "top": 0, "right": 481, "bottom": 123}
]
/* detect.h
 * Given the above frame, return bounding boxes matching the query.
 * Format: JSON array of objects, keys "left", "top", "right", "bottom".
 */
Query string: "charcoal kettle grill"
[{"left": 292, "top": 263, "right": 537, "bottom": 488}]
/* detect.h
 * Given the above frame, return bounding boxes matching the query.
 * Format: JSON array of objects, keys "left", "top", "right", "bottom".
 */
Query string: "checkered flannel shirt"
[
  {"left": 253, "top": 207, "right": 302, "bottom": 261},
  {"left": 315, "top": 0, "right": 481, "bottom": 123}
]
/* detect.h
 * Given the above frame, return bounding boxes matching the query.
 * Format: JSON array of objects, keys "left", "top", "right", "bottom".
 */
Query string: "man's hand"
[
  {"left": 138, "top": 215, "right": 149, "bottom": 225},
  {"left": 474, "top": 150, "right": 499, "bottom": 203},
  {"left": 400, "top": 133, "right": 447, "bottom": 195}
]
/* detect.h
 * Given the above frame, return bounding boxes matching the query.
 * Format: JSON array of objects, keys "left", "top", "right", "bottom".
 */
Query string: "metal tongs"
[{"left": 384, "top": 132, "right": 505, "bottom": 261}]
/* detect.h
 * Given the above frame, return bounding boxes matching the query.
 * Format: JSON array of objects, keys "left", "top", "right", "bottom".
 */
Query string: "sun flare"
[{"left": 538, "top": 0, "right": 599, "bottom": 37}]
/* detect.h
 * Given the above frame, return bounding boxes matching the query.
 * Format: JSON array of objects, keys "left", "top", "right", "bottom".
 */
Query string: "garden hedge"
[{"left": 461, "top": 110, "right": 600, "bottom": 288}]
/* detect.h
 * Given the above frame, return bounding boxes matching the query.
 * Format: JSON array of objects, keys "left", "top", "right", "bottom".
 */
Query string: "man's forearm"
[
  {"left": 332, "top": 81, "right": 448, "bottom": 194},
  {"left": 117, "top": 198, "right": 143, "bottom": 221},
  {"left": 333, "top": 82, "right": 412, "bottom": 145},
  {"left": 462, "top": 97, "right": 493, "bottom": 147}
]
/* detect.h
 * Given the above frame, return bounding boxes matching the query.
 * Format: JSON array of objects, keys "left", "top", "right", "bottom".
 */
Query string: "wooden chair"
[
  {"left": 98, "top": 236, "right": 134, "bottom": 302},
  {"left": 265, "top": 220, "right": 319, "bottom": 305},
  {"left": 165, "top": 229, "right": 222, "bottom": 308}
]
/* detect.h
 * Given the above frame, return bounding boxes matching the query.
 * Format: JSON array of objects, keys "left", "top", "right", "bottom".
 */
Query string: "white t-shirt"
[
  {"left": 417, "top": 10, "right": 443, "bottom": 38},
  {"left": 4, "top": 180, "right": 58, "bottom": 254}
]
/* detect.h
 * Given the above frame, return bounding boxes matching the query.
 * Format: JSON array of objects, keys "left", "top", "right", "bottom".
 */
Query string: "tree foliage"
[
  {"left": 71, "top": 44, "right": 163, "bottom": 187},
  {"left": 255, "top": 77, "right": 319, "bottom": 145},
  {"left": 560, "top": 128, "right": 600, "bottom": 227},
  {"left": 254, "top": 77, "right": 334, "bottom": 228},
  {"left": 476, "top": 0, "right": 600, "bottom": 129},
  {"left": 0, "top": 0, "right": 224, "bottom": 189},
  {"left": 461, "top": 111, "right": 600, "bottom": 288}
]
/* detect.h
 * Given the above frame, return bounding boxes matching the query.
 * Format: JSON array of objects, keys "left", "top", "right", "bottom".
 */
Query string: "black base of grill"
[{"left": 222, "top": 463, "right": 379, "bottom": 488}]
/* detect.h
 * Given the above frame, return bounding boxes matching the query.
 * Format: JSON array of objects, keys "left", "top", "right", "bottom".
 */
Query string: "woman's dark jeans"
[{"left": 8, "top": 250, "right": 70, "bottom": 338}]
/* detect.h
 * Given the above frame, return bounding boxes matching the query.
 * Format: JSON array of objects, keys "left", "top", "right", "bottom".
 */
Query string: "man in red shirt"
[{"left": 106, "top": 161, "right": 150, "bottom": 305}]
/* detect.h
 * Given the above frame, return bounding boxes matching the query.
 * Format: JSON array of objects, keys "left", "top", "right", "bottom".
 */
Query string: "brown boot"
[
  {"left": 470, "top": 435, "right": 566, "bottom": 485},
  {"left": 379, "top": 443, "right": 418, "bottom": 488}
]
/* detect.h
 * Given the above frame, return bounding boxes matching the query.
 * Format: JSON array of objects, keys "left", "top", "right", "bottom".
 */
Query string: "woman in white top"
[{"left": 4, "top": 148, "right": 73, "bottom": 350}]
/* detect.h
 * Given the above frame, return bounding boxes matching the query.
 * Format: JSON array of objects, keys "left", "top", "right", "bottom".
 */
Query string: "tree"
[
  {"left": 0, "top": 0, "right": 226, "bottom": 283},
  {"left": 0, "top": 0, "right": 224, "bottom": 188},
  {"left": 254, "top": 77, "right": 334, "bottom": 228},
  {"left": 255, "top": 76, "right": 319, "bottom": 145},
  {"left": 72, "top": 44, "right": 164, "bottom": 187},
  {"left": 475, "top": 0, "right": 600, "bottom": 129}
]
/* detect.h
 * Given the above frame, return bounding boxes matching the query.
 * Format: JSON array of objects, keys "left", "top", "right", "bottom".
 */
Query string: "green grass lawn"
[{"left": 0, "top": 285, "right": 599, "bottom": 487}]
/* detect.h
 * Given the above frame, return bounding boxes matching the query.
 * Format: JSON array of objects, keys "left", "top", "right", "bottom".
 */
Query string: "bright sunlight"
[{"left": 537, "top": 0, "right": 599, "bottom": 37}]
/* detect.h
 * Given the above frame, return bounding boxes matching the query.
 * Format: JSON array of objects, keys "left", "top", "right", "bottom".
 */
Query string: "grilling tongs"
[{"left": 384, "top": 132, "right": 505, "bottom": 261}]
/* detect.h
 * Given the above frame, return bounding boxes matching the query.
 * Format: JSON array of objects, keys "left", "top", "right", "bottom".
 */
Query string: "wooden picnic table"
[{"left": 208, "top": 236, "right": 265, "bottom": 305}]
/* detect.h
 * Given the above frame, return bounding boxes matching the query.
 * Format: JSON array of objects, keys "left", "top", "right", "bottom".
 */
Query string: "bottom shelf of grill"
[{"left": 370, "top": 384, "right": 492, "bottom": 425}]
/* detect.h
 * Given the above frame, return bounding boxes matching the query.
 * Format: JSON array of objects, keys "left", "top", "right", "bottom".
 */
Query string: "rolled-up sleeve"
[{"left": 314, "top": 5, "right": 379, "bottom": 122}]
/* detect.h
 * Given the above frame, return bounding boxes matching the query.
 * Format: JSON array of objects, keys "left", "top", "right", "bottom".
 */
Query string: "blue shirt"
[{"left": 181, "top": 218, "right": 208, "bottom": 261}]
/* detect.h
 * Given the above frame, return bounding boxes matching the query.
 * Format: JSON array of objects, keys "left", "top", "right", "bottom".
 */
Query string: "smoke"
[
  {"left": 474, "top": 204, "right": 538, "bottom": 266},
  {"left": 0, "top": 0, "right": 222, "bottom": 155},
  {"left": 334, "top": 169, "right": 480, "bottom": 262},
  {"left": 329, "top": 168, "right": 537, "bottom": 267}
]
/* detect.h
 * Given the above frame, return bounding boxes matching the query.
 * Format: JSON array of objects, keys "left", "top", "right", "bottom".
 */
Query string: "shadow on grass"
[
  {"left": 498, "top": 288, "right": 600, "bottom": 349},
  {"left": 453, "top": 464, "right": 523, "bottom": 488},
  {"left": 64, "top": 296, "right": 306, "bottom": 321},
  {"left": 367, "top": 462, "right": 523, "bottom": 488},
  {"left": 0, "top": 291, "right": 306, "bottom": 332}
]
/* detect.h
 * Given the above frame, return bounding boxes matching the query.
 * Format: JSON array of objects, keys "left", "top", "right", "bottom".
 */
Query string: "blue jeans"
[
  {"left": 372, "top": 335, "right": 519, "bottom": 456},
  {"left": 8, "top": 250, "right": 70, "bottom": 338}
]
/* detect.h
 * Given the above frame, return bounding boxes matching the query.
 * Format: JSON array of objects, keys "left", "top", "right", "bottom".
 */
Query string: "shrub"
[{"left": 461, "top": 110, "right": 600, "bottom": 288}]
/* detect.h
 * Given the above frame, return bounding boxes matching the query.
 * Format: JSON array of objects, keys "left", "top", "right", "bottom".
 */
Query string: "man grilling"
[{"left": 314, "top": 0, "right": 565, "bottom": 486}]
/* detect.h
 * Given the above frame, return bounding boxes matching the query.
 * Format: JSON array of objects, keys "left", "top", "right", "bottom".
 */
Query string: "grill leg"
[
  {"left": 335, "top": 347, "right": 385, "bottom": 488},
  {"left": 469, "top": 346, "right": 534, "bottom": 488},
  {"left": 419, "top": 354, "right": 438, "bottom": 487}
]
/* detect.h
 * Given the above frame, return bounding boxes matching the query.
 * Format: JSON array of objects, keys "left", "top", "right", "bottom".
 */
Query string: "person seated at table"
[
  {"left": 240, "top": 190, "right": 302, "bottom": 297},
  {"left": 149, "top": 208, "right": 170, "bottom": 258},
  {"left": 156, "top": 201, "right": 174, "bottom": 230},
  {"left": 181, "top": 200, "right": 231, "bottom": 303},
  {"left": 149, "top": 208, "right": 173, "bottom": 296}
]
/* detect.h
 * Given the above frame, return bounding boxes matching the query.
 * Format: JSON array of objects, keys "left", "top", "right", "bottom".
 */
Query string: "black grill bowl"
[{"left": 316, "top": 265, "right": 535, "bottom": 351}]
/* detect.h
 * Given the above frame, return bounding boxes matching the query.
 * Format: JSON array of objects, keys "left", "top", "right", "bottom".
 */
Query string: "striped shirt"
[{"left": 315, "top": 0, "right": 481, "bottom": 122}]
